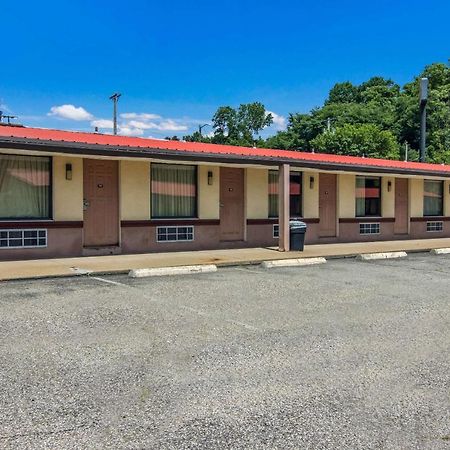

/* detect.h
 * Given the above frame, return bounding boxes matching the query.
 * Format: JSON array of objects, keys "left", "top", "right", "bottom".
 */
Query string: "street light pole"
[
  {"left": 198, "top": 123, "right": 210, "bottom": 136},
  {"left": 109, "top": 93, "right": 121, "bottom": 135},
  {"left": 419, "top": 78, "right": 428, "bottom": 162}
]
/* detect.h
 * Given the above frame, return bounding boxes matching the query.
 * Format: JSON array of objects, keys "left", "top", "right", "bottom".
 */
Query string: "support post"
[{"left": 278, "top": 163, "right": 290, "bottom": 251}]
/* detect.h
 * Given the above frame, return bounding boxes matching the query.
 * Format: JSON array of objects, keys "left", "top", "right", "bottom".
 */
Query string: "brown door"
[
  {"left": 83, "top": 159, "right": 119, "bottom": 247},
  {"left": 220, "top": 167, "right": 245, "bottom": 241},
  {"left": 394, "top": 178, "right": 409, "bottom": 234},
  {"left": 319, "top": 173, "right": 337, "bottom": 237}
]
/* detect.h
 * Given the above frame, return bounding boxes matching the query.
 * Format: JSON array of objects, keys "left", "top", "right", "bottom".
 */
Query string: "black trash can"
[{"left": 289, "top": 220, "right": 307, "bottom": 251}]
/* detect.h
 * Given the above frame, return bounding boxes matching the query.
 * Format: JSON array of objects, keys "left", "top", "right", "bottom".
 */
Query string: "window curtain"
[
  {"left": 0, "top": 155, "right": 51, "bottom": 219},
  {"left": 424, "top": 180, "right": 443, "bottom": 216},
  {"left": 268, "top": 170, "right": 278, "bottom": 217},
  {"left": 356, "top": 176, "right": 381, "bottom": 217},
  {"left": 355, "top": 176, "right": 366, "bottom": 217},
  {"left": 151, "top": 164, "right": 196, "bottom": 218},
  {"left": 268, "top": 170, "right": 303, "bottom": 218}
]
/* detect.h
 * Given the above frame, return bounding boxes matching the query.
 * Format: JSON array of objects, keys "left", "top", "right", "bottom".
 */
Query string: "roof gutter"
[{"left": 1, "top": 136, "right": 450, "bottom": 178}]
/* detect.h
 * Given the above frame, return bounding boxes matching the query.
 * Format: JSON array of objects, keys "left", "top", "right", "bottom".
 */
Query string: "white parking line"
[{"left": 90, "top": 276, "right": 129, "bottom": 287}]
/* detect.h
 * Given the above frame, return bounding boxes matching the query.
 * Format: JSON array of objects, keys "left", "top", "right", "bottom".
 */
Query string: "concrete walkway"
[{"left": 1, "top": 238, "right": 450, "bottom": 281}]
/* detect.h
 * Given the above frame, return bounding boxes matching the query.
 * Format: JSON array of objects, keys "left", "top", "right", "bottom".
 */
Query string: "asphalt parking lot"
[{"left": 0, "top": 254, "right": 449, "bottom": 449}]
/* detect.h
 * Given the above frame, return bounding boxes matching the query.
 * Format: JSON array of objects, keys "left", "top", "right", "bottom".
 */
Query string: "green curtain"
[
  {"left": 0, "top": 155, "right": 51, "bottom": 219},
  {"left": 268, "top": 170, "right": 278, "bottom": 217},
  {"left": 424, "top": 180, "right": 443, "bottom": 216},
  {"left": 151, "top": 164, "right": 196, "bottom": 217}
]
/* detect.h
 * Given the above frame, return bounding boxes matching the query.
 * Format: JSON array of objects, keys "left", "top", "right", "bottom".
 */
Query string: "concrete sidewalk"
[{"left": 1, "top": 237, "right": 450, "bottom": 281}]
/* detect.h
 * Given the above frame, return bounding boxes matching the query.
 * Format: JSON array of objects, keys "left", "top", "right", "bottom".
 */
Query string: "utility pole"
[
  {"left": 404, "top": 142, "right": 409, "bottom": 162},
  {"left": 327, "top": 117, "right": 331, "bottom": 132},
  {"left": 109, "top": 93, "right": 121, "bottom": 135},
  {"left": 419, "top": 78, "right": 428, "bottom": 162}
]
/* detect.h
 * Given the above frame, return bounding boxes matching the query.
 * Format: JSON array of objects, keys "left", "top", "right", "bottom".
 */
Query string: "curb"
[
  {"left": 356, "top": 251, "right": 407, "bottom": 261},
  {"left": 430, "top": 248, "right": 450, "bottom": 255},
  {"left": 260, "top": 257, "right": 327, "bottom": 269},
  {"left": 1, "top": 247, "right": 446, "bottom": 282},
  {"left": 128, "top": 264, "right": 218, "bottom": 278}
]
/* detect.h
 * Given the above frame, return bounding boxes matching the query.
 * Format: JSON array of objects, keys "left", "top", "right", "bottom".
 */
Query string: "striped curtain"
[
  {"left": 151, "top": 164, "right": 197, "bottom": 218},
  {"left": 0, "top": 155, "right": 51, "bottom": 219},
  {"left": 424, "top": 180, "right": 443, "bottom": 216}
]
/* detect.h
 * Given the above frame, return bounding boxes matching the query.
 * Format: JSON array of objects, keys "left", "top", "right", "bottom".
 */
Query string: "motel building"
[{"left": 0, "top": 125, "right": 450, "bottom": 261}]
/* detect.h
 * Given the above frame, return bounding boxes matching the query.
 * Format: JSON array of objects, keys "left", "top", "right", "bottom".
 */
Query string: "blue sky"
[{"left": 1, "top": 0, "right": 449, "bottom": 138}]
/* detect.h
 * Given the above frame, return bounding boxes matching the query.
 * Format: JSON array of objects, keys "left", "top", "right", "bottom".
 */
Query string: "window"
[
  {"left": 0, "top": 155, "right": 51, "bottom": 219},
  {"left": 356, "top": 176, "right": 381, "bottom": 217},
  {"left": 151, "top": 164, "right": 197, "bottom": 218},
  {"left": 268, "top": 171, "right": 302, "bottom": 218},
  {"left": 424, "top": 180, "right": 443, "bottom": 217},
  {"left": 268, "top": 171, "right": 278, "bottom": 217}
]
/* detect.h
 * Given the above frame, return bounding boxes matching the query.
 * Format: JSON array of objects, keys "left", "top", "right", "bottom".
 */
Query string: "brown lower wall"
[
  {"left": 2, "top": 218, "right": 450, "bottom": 261},
  {"left": 0, "top": 228, "right": 83, "bottom": 261},
  {"left": 121, "top": 225, "right": 220, "bottom": 253},
  {"left": 410, "top": 219, "right": 450, "bottom": 239}
]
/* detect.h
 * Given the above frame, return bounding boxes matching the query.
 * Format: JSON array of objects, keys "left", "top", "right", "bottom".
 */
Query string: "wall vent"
[
  {"left": 157, "top": 226, "right": 194, "bottom": 242},
  {"left": 359, "top": 223, "right": 380, "bottom": 235},
  {"left": 0, "top": 229, "right": 47, "bottom": 249},
  {"left": 273, "top": 224, "right": 279, "bottom": 238},
  {"left": 426, "top": 221, "right": 443, "bottom": 232}
]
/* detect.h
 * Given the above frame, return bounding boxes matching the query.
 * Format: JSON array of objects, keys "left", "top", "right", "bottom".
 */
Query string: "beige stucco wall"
[
  {"left": 198, "top": 165, "right": 220, "bottom": 219},
  {"left": 444, "top": 180, "right": 450, "bottom": 216},
  {"left": 246, "top": 168, "right": 268, "bottom": 219},
  {"left": 303, "top": 171, "right": 319, "bottom": 218},
  {"left": 120, "top": 160, "right": 150, "bottom": 220},
  {"left": 338, "top": 174, "right": 356, "bottom": 218},
  {"left": 382, "top": 176, "right": 395, "bottom": 217},
  {"left": 53, "top": 156, "right": 83, "bottom": 221},
  {"left": 410, "top": 178, "right": 424, "bottom": 217}
]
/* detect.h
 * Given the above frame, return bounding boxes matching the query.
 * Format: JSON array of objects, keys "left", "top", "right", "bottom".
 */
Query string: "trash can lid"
[{"left": 289, "top": 219, "right": 307, "bottom": 229}]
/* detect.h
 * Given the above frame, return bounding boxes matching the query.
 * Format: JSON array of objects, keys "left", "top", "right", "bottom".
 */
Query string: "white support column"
[{"left": 278, "top": 163, "right": 290, "bottom": 251}]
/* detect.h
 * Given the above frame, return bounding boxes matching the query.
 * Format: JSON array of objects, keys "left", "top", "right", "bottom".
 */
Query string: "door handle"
[
  {"left": 83, "top": 199, "right": 90, "bottom": 210},
  {"left": 220, "top": 203, "right": 225, "bottom": 207}
]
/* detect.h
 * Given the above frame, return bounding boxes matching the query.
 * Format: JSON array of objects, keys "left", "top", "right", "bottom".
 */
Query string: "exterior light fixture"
[
  {"left": 65, "top": 163, "right": 73, "bottom": 181},
  {"left": 387, "top": 181, "right": 392, "bottom": 192},
  {"left": 207, "top": 171, "right": 213, "bottom": 185},
  {"left": 309, "top": 176, "right": 315, "bottom": 189}
]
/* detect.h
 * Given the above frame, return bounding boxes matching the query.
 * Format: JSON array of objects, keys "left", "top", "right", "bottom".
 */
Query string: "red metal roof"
[{"left": 1, "top": 125, "right": 450, "bottom": 176}]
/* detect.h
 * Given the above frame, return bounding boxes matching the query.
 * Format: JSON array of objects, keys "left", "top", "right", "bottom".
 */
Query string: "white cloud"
[
  {"left": 267, "top": 110, "right": 287, "bottom": 131},
  {"left": 120, "top": 112, "right": 161, "bottom": 120},
  {"left": 0, "top": 101, "right": 10, "bottom": 113},
  {"left": 126, "top": 120, "right": 156, "bottom": 130},
  {"left": 91, "top": 119, "right": 113, "bottom": 129},
  {"left": 118, "top": 126, "right": 145, "bottom": 137},
  {"left": 48, "top": 104, "right": 93, "bottom": 121},
  {"left": 124, "top": 118, "right": 188, "bottom": 132},
  {"left": 156, "top": 119, "right": 188, "bottom": 132}
]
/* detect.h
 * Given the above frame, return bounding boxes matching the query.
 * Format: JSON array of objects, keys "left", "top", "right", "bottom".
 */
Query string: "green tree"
[
  {"left": 185, "top": 102, "right": 273, "bottom": 147},
  {"left": 325, "top": 81, "right": 359, "bottom": 104},
  {"left": 211, "top": 102, "right": 272, "bottom": 146},
  {"left": 310, "top": 124, "right": 400, "bottom": 159},
  {"left": 267, "top": 61, "right": 450, "bottom": 163}
]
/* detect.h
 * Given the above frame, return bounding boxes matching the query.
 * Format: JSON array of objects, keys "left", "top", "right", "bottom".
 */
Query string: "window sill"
[
  {"left": 340, "top": 217, "right": 394, "bottom": 223},
  {"left": 121, "top": 219, "right": 220, "bottom": 227}
]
